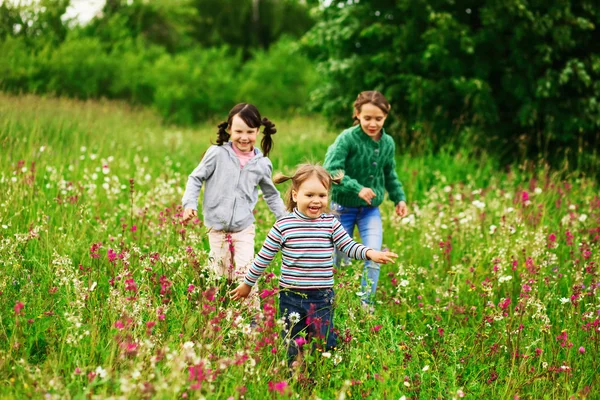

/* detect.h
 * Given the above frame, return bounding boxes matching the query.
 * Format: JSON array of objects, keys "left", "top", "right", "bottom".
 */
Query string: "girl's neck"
[{"left": 231, "top": 143, "right": 254, "bottom": 155}]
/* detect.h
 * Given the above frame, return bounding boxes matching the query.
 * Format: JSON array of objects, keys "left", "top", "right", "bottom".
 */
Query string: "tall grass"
[{"left": 0, "top": 93, "right": 598, "bottom": 399}]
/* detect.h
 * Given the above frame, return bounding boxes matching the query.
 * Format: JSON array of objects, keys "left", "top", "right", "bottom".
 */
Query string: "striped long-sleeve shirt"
[{"left": 244, "top": 208, "right": 370, "bottom": 289}]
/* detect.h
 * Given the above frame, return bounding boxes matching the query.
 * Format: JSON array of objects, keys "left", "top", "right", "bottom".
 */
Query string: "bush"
[
  {"left": 150, "top": 46, "right": 242, "bottom": 125},
  {"left": 237, "top": 37, "right": 319, "bottom": 114},
  {"left": 42, "top": 35, "right": 116, "bottom": 99}
]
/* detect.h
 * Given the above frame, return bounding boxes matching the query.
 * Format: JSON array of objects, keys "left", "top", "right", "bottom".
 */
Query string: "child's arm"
[
  {"left": 230, "top": 224, "right": 283, "bottom": 300},
  {"left": 259, "top": 160, "right": 287, "bottom": 219},
  {"left": 332, "top": 219, "right": 397, "bottom": 263},
  {"left": 383, "top": 140, "right": 407, "bottom": 216},
  {"left": 324, "top": 134, "right": 363, "bottom": 196},
  {"left": 181, "top": 147, "right": 218, "bottom": 220}
]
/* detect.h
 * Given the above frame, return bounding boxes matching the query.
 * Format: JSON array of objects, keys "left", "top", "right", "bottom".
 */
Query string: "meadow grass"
[{"left": 0, "top": 93, "right": 598, "bottom": 399}]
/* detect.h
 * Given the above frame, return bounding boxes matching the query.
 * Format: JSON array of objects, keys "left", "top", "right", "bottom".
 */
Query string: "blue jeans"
[
  {"left": 279, "top": 287, "right": 337, "bottom": 367},
  {"left": 332, "top": 202, "right": 383, "bottom": 304}
]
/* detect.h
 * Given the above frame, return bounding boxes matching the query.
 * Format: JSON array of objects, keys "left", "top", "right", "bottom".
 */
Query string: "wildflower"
[
  {"left": 295, "top": 337, "right": 307, "bottom": 348},
  {"left": 579, "top": 214, "right": 587, "bottom": 222},
  {"left": 288, "top": 312, "right": 300, "bottom": 324},
  {"left": 322, "top": 352, "right": 331, "bottom": 358},
  {"left": 457, "top": 389, "right": 465, "bottom": 397},
  {"left": 14, "top": 301, "right": 24, "bottom": 316},
  {"left": 333, "top": 353, "right": 343, "bottom": 365},
  {"left": 268, "top": 381, "right": 289, "bottom": 395},
  {"left": 422, "top": 365, "right": 430, "bottom": 372},
  {"left": 371, "top": 325, "right": 382, "bottom": 333},
  {"left": 579, "top": 346, "right": 585, "bottom": 354},
  {"left": 559, "top": 297, "right": 570, "bottom": 304}
]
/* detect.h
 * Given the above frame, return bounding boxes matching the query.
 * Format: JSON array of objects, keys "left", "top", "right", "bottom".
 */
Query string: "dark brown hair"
[
  {"left": 274, "top": 164, "right": 343, "bottom": 212},
  {"left": 352, "top": 91, "right": 391, "bottom": 125},
  {"left": 216, "top": 103, "right": 277, "bottom": 157}
]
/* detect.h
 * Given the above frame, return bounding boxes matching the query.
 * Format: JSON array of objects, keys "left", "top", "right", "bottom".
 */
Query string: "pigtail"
[
  {"left": 331, "top": 171, "right": 344, "bottom": 185},
  {"left": 273, "top": 173, "right": 292, "bottom": 185},
  {"left": 216, "top": 121, "right": 230, "bottom": 146},
  {"left": 260, "top": 117, "right": 277, "bottom": 158},
  {"left": 273, "top": 172, "right": 294, "bottom": 211}
]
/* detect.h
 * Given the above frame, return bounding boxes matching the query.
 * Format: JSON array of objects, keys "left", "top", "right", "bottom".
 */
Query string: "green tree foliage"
[
  {"left": 0, "top": 0, "right": 319, "bottom": 124},
  {"left": 0, "top": 0, "right": 70, "bottom": 45},
  {"left": 304, "top": 0, "right": 600, "bottom": 162},
  {"left": 238, "top": 37, "right": 319, "bottom": 114}
]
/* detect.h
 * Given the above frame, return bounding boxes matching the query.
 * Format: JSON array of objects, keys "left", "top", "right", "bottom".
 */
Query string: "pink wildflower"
[{"left": 268, "top": 381, "right": 289, "bottom": 395}]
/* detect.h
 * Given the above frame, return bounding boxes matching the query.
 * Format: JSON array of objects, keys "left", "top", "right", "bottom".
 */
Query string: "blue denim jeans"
[
  {"left": 332, "top": 202, "right": 383, "bottom": 304},
  {"left": 279, "top": 287, "right": 337, "bottom": 367}
]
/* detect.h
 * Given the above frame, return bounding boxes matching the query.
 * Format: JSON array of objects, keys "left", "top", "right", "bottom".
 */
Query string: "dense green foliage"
[
  {"left": 304, "top": 0, "right": 600, "bottom": 166},
  {"left": 0, "top": 0, "right": 318, "bottom": 122}
]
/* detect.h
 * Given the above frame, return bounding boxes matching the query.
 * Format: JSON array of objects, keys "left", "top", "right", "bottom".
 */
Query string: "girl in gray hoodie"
[{"left": 182, "top": 103, "right": 287, "bottom": 311}]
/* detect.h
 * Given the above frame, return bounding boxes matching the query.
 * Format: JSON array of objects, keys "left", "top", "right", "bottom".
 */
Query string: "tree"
[{"left": 304, "top": 0, "right": 600, "bottom": 164}]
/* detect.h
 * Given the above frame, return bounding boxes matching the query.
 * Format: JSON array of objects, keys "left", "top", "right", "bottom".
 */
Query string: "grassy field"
[{"left": 0, "top": 93, "right": 598, "bottom": 399}]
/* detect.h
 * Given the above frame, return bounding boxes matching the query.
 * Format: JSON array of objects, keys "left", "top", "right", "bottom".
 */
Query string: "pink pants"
[{"left": 207, "top": 224, "right": 260, "bottom": 312}]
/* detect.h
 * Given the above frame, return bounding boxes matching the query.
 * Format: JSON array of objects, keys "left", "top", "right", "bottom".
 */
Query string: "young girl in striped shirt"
[{"left": 230, "top": 164, "right": 397, "bottom": 366}]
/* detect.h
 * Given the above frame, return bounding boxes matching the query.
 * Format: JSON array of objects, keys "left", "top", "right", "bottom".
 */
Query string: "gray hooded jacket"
[{"left": 182, "top": 142, "right": 287, "bottom": 232}]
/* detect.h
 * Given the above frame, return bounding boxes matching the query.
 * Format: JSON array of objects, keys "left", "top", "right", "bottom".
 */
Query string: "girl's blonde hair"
[{"left": 274, "top": 164, "right": 343, "bottom": 212}]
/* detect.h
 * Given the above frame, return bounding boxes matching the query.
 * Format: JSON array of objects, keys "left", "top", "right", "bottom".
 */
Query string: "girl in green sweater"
[{"left": 323, "top": 91, "right": 408, "bottom": 308}]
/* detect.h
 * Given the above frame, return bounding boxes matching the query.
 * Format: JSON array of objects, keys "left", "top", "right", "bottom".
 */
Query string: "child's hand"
[
  {"left": 182, "top": 208, "right": 197, "bottom": 223},
  {"left": 230, "top": 283, "right": 252, "bottom": 301},
  {"left": 358, "top": 187, "right": 376, "bottom": 205},
  {"left": 396, "top": 201, "right": 408, "bottom": 217},
  {"left": 367, "top": 249, "right": 398, "bottom": 264}
]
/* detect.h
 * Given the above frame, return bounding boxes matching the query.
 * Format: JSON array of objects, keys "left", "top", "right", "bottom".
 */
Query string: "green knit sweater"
[{"left": 323, "top": 124, "right": 406, "bottom": 208}]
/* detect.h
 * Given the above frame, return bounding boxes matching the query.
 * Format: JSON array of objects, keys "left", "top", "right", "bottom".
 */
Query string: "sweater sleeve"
[
  {"left": 258, "top": 159, "right": 287, "bottom": 220},
  {"left": 244, "top": 223, "right": 283, "bottom": 286},
  {"left": 332, "top": 218, "right": 369, "bottom": 260},
  {"left": 182, "top": 146, "right": 218, "bottom": 210},
  {"left": 383, "top": 139, "right": 406, "bottom": 204},
  {"left": 323, "top": 132, "right": 363, "bottom": 195}
]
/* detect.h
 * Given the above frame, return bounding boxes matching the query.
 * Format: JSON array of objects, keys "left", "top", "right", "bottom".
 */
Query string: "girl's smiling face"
[
  {"left": 229, "top": 114, "right": 258, "bottom": 152},
  {"left": 356, "top": 102, "right": 387, "bottom": 140},
  {"left": 292, "top": 175, "right": 329, "bottom": 218}
]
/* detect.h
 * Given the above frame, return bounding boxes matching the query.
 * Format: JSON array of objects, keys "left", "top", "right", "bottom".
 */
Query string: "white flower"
[
  {"left": 288, "top": 312, "right": 300, "bottom": 324},
  {"left": 472, "top": 200, "right": 486, "bottom": 210},
  {"left": 80, "top": 146, "right": 87, "bottom": 152},
  {"left": 559, "top": 297, "right": 570, "bottom": 304},
  {"left": 95, "top": 366, "right": 107, "bottom": 379},
  {"left": 422, "top": 365, "right": 429, "bottom": 371},
  {"left": 569, "top": 204, "right": 576, "bottom": 210},
  {"left": 403, "top": 381, "right": 410, "bottom": 387},
  {"left": 399, "top": 279, "right": 409, "bottom": 287},
  {"left": 89, "top": 282, "right": 97, "bottom": 292},
  {"left": 534, "top": 187, "right": 542, "bottom": 194},
  {"left": 579, "top": 214, "right": 587, "bottom": 222},
  {"left": 443, "top": 186, "right": 452, "bottom": 193},
  {"left": 182, "top": 341, "right": 195, "bottom": 349},
  {"left": 322, "top": 352, "right": 331, "bottom": 358},
  {"left": 39, "top": 146, "right": 45, "bottom": 152},
  {"left": 489, "top": 225, "right": 497, "bottom": 234},
  {"left": 454, "top": 194, "right": 462, "bottom": 201},
  {"left": 498, "top": 275, "right": 512, "bottom": 283}
]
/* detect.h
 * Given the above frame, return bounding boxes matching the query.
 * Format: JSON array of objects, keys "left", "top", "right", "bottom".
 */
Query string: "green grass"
[{"left": 0, "top": 93, "right": 598, "bottom": 399}]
